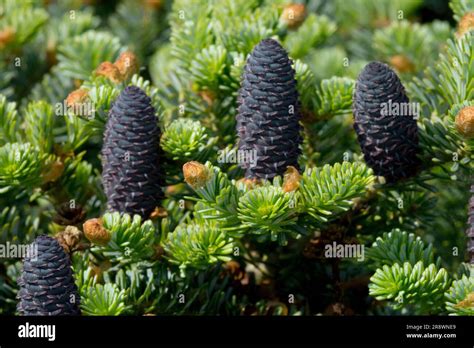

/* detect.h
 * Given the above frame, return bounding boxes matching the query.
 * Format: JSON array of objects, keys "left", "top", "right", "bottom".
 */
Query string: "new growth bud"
[
  {"left": 183, "top": 161, "right": 211, "bottom": 189},
  {"left": 83, "top": 218, "right": 111, "bottom": 246}
]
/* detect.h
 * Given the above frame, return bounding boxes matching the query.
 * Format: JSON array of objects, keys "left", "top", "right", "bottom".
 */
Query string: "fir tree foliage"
[{"left": 0, "top": 0, "right": 472, "bottom": 317}]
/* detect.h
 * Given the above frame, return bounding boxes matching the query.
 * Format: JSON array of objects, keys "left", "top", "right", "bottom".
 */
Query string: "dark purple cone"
[
  {"left": 467, "top": 185, "right": 474, "bottom": 264},
  {"left": 102, "top": 86, "right": 164, "bottom": 218},
  {"left": 17, "top": 235, "right": 80, "bottom": 316},
  {"left": 236, "top": 38, "right": 302, "bottom": 180},
  {"left": 353, "top": 61, "right": 420, "bottom": 182}
]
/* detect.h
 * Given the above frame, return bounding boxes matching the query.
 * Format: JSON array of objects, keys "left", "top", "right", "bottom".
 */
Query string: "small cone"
[
  {"left": 353, "top": 61, "right": 420, "bottom": 182},
  {"left": 101, "top": 86, "right": 164, "bottom": 218},
  {"left": 236, "top": 38, "right": 302, "bottom": 180},
  {"left": 17, "top": 235, "right": 81, "bottom": 315}
]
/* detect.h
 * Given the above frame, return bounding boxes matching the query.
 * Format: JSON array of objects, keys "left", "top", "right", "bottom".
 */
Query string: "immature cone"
[
  {"left": 17, "top": 235, "right": 81, "bottom": 315},
  {"left": 53, "top": 202, "right": 86, "bottom": 226},
  {"left": 455, "top": 106, "right": 474, "bottom": 138},
  {"left": 467, "top": 185, "right": 474, "bottom": 264},
  {"left": 102, "top": 86, "right": 164, "bottom": 218},
  {"left": 236, "top": 38, "right": 302, "bottom": 180},
  {"left": 353, "top": 61, "right": 420, "bottom": 182}
]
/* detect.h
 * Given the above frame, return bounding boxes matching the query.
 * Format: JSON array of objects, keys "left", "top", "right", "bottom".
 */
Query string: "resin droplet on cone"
[
  {"left": 17, "top": 235, "right": 80, "bottom": 315},
  {"left": 101, "top": 86, "right": 164, "bottom": 218},
  {"left": 353, "top": 61, "right": 420, "bottom": 182},
  {"left": 236, "top": 38, "right": 302, "bottom": 180}
]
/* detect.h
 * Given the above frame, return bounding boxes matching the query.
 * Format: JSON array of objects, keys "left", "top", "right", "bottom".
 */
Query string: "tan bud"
[
  {"left": 236, "top": 177, "right": 261, "bottom": 190},
  {"left": 389, "top": 55, "right": 415, "bottom": 73},
  {"left": 66, "top": 88, "right": 89, "bottom": 106},
  {"left": 198, "top": 90, "right": 216, "bottom": 106},
  {"left": 454, "top": 292, "right": 474, "bottom": 308},
  {"left": 0, "top": 27, "right": 15, "bottom": 49},
  {"left": 457, "top": 12, "right": 474, "bottom": 38},
  {"left": 56, "top": 226, "right": 83, "bottom": 254},
  {"left": 94, "top": 61, "right": 123, "bottom": 84},
  {"left": 281, "top": 4, "right": 307, "bottom": 29},
  {"left": 455, "top": 106, "right": 474, "bottom": 138},
  {"left": 42, "top": 159, "right": 64, "bottom": 183},
  {"left": 90, "top": 259, "right": 112, "bottom": 282},
  {"left": 46, "top": 40, "right": 58, "bottom": 67},
  {"left": 83, "top": 218, "right": 111, "bottom": 246},
  {"left": 144, "top": 0, "right": 163, "bottom": 10},
  {"left": 282, "top": 166, "right": 301, "bottom": 193},
  {"left": 183, "top": 161, "right": 211, "bottom": 189},
  {"left": 149, "top": 206, "right": 168, "bottom": 219},
  {"left": 66, "top": 88, "right": 90, "bottom": 115},
  {"left": 114, "top": 51, "right": 139, "bottom": 81}
]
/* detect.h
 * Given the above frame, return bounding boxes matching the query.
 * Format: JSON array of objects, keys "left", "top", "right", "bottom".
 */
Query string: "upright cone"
[
  {"left": 236, "top": 38, "right": 302, "bottom": 180},
  {"left": 17, "top": 235, "right": 80, "bottom": 315},
  {"left": 353, "top": 61, "right": 420, "bottom": 182},
  {"left": 101, "top": 86, "right": 164, "bottom": 218}
]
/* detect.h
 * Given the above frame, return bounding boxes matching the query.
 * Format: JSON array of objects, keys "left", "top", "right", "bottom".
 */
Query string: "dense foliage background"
[{"left": 0, "top": 0, "right": 473, "bottom": 316}]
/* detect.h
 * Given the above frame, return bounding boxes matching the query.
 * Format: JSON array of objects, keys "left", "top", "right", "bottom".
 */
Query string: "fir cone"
[
  {"left": 467, "top": 185, "right": 474, "bottom": 264},
  {"left": 236, "top": 38, "right": 302, "bottom": 180},
  {"left": 102, "top": 86, "right": 164, "bottom": 218},
  {"left": 53, "top": 202, "right": 86, "bottom": 226},
  {"left": 17, "top": 235, "right": 80, "bottom": 315},
  {"left": 353, "top": 61, "right": 420, "bottom": 182}
]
